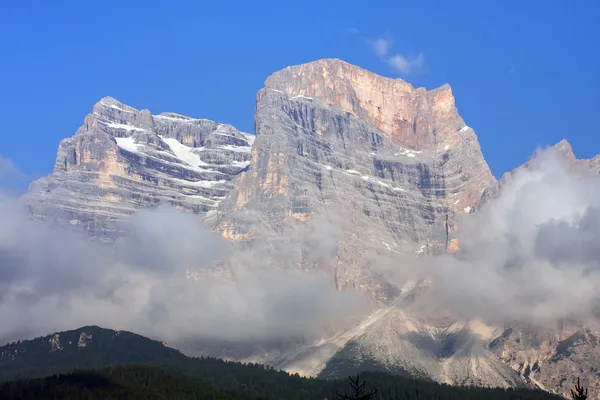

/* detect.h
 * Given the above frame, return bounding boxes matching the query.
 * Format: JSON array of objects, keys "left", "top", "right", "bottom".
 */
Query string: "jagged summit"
[
  {"left": 268, "top": 58, "right": 451, "bottom": 92},
  {"left": 550, "top": 138, "right": 576, "bottom": 159},
  {"left": 263, "top": 58, "right": 461, "bottom": 152},
  {"left": 23, "top": 97, "right": 254, "bottom": 240}
]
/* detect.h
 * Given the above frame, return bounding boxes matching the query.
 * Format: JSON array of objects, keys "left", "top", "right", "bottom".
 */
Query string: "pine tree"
[
  {"left": 571, "top": 378, "right": 588, "bottom": 400},
  {"left": 335, "top": 373, "right": 377, "bottom": 400}
]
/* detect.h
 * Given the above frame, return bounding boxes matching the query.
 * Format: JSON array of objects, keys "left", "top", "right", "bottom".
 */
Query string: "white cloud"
[
  {"left": 0, "top": 155, "right": 18, "bottom": 180},
  {"left": 388, "top": 53, "right": 424, "bottom": 75},
  {"left": 368, "top": 36, "right": 424, "bottom": 76},
  {"left": 372, "top": 38, "right": 389, "bottom": 57},
  {"left": 417, "top": 148, "right": 600, "bottom": 327},
  {"left": 0, "top": 199, "right": 368, "bottom": 349}
]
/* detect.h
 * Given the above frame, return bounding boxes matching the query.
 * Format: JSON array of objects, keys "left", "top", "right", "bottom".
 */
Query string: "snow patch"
[
  {"left": 171, "top": 178, "right": 228, "bottom": 188},
  {"left": 154, "top": 114, "right": 213, "bottom": 123},
  {"left": 218, "top": 144, "right": 251, "bottom": 153},
  {"left": 100, "top": 101, "right": 135, "bottom": 113},
  {"left": 345, "top": 169, "right": 361, "bottom": 175},
  {"left": 291, "top": 95, "right": 314, "bottom": 101},
  {"left": 233, "top": 160, "right": 251, "bottom": 169},
  {"left": 161, "top": 137, "right": 208, "bottom": 168},
  {"left": 392, "top": 187, "right": 405, "bottom": 192},
  {"left": 464, "top": 206, "right": 472, "bottom": 213},
  {"left": 459, "top": 126, "right": 470, "bottom": 133},
  {"left": 394, "top": 147, "right": 422, "bottom": 158},
  {"left": 373, "top": 179, "right": 390, "bottom": 188},
  {"left": 415, "top": 245, "right": 426, "bottom": 254},
  {"left": 102, "top": 121, "right": 146, "bottom": 132},
  {"left": 115, "top": 137, "right": 143, "bottom": 153},
  {"left": 242, "top": 133, "right": 256, "bottom": 146},
  {"left": 444, "top": 145, "right": 450, "bottom": 151},
  {"left": 324, "top": 165, "right": 333, "bottom": 171}
]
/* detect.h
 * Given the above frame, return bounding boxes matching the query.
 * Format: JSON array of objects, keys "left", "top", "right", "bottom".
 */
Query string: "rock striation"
[
  {"left": 215, "top": 58, "right": 495, "bottom": 300},
  {"left": 23, "top": 97, "right": 253, "bottom": 240}
]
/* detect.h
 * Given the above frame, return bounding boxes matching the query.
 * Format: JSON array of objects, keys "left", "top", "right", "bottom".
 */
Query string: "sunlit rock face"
[
  {"left": 23, "top": 96, "right": 253, "bottom": 240},
  {"left": 215, "top": 58, "right": 495, "bottom": 301}
]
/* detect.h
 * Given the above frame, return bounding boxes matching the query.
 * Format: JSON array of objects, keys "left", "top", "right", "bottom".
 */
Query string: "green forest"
[
  {"left": 0, "top": 326, "right": 575, "bottom": 399},
  {"left": 0, "top": 364, "right": 570, "bottom": 400}
]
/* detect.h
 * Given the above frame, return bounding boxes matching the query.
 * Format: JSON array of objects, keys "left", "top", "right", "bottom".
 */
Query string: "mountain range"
[
  {"left": 14, "top": 58, "right": 600, "bottom": 399},
  {"left": 0, "top": 325, "right": 563, "bottom": 400}
]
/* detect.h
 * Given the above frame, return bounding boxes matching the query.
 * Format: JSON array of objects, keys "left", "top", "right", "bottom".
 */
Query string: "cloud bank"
[
  {"left": 0, "top": 195, "right": 368, "bottom": 347},
  {"left": 2, "top": 145, "right": 599, "bottom": 351},
  {"left": 422, "top": 149, "right": 600, "bottom": 328}
]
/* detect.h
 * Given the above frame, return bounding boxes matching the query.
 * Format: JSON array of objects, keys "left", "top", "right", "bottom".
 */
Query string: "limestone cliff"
[
  {"left": 23, "top": 97, "right": 253, "bottom": 240},
  {"left": 216, "top": 58, "right": 495, "bottom": 300}
]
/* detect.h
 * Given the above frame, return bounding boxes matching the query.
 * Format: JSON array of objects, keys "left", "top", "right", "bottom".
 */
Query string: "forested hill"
[
  {"left": 0, "top": 326, "right": 565, "bottom": 400},
  {"left": 0, "top": 365, "right": 566, "bottom": 400}
]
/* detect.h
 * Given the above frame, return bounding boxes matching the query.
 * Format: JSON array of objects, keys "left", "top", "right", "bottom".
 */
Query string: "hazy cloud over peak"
[
  {"left": 0, "top": 196, "right": 368, "bottom": 347},
  {"left": 368, "top": 36, "right": 424, "bottom": 76},
  {"left": 388, "top": 53, "right": 424, "bottom": 75},
  {"left": 371, "top": 38, "right": 389, "bottom": 57},
  {"left": 422, "top": 149, "right": 600, "bottom": 327}
]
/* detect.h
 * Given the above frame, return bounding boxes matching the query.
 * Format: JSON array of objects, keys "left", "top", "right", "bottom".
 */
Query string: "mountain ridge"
[
  {"left": 13, "top": 58, "right": 600, "bottom": 398},
  {"left": 0, "top": 325, "right": 564, "bottom": 400},
  {"left": 22, "top": 96, "right": 254, "bottom": 240}
]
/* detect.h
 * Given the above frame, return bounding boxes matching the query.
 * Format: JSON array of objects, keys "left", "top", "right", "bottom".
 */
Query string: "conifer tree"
[
  {"left": 571, "top": 378, "right": 588, "bottom": 400},
  {"left": 335, "top": 373, "right": 377, "bottom": 400}
]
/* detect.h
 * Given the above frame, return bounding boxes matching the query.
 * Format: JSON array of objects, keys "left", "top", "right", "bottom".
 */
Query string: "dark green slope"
[
  {"left": 0, "top": 325, "right": 184, "bottom": 381},
  {"left": 0, "top": 326, "right": 566, "bottom": 400},
  {"left": 0, "top": 365, "right": 275, "bottom": 400}
]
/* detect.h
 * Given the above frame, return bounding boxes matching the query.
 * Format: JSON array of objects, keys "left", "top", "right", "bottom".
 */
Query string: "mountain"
[
  {"left": 215, "top": 58, "right": 494, "bottom": 298},
  {"left": 17, "top": 58, "right": 600, "bottom": 397},
  {"left": 0, "top": 325, "right": 183, "bottom": 382},
  {"left": 23, "top": 96, "right": 253, "bottom": 240},
  {"left": 0, "top": 326, "right": 564, "bottom": 400}
]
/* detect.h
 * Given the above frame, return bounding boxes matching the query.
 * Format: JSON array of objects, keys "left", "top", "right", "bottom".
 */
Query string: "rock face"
[
  {"left": 215, "top": 58, "right": 495, "bottom": 300},
  {"left": 23, "top": 97, "right": 253, "bottom": 240}
]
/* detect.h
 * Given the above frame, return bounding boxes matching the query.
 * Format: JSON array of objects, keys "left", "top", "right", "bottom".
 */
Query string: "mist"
[
  {"left": 424, "top": 148, "right": 600, "bottom": 328},
  {"left": 0, "top": 187, "right": 368, "bottom": 346},
  {"left": 3, "top": 146, "right": 600, "bottom": 348}
]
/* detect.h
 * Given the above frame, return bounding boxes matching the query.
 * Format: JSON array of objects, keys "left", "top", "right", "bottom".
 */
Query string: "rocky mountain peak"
[
  {"left": 263, "top": 58, "right": 463, "bottom": 152},
  {"left": 24, "top": 97, "right": 253, "bottom": 240},
  {"left": 550, "top": 139, "right": 576, "bottom": 160}
]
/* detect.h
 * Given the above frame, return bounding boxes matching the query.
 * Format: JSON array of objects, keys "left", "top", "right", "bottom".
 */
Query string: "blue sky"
[{"left": 1, "top": 0, "right": 599, "bottom": 186}]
